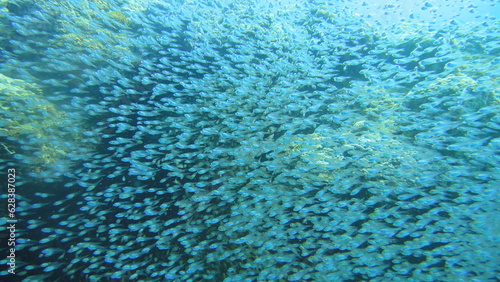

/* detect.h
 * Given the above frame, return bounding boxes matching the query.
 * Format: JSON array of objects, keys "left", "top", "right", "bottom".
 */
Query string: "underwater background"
[{"left": 0, "top": 0, "right": 499, "bottom": 281}]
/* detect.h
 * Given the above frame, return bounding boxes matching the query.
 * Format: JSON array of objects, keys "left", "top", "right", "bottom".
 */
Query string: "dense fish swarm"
[{"left": 0, "top": 0, "right": 499, "bottom": 281}]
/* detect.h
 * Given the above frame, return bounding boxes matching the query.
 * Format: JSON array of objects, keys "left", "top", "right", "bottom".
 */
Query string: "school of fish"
[{"left": 0, "top": 0, "right": 499, "bottom": 281}]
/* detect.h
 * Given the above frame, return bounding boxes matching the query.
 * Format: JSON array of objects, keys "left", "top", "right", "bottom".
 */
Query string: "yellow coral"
[
  {"left": 0, "top": 74, "right": 80, "bottom": 172},
  {"left": 107, "top": 11, "right": 131, "bottom": 25}
]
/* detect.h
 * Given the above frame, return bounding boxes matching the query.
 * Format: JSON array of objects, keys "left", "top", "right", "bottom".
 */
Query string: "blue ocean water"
[{"left": 0, "top": 0, "right": 499, "bottom": 281}]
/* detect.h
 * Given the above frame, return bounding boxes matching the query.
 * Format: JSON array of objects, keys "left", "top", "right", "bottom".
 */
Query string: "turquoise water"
[{"left": 0, "top": 0, "right": 499, "bottom": 281}]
